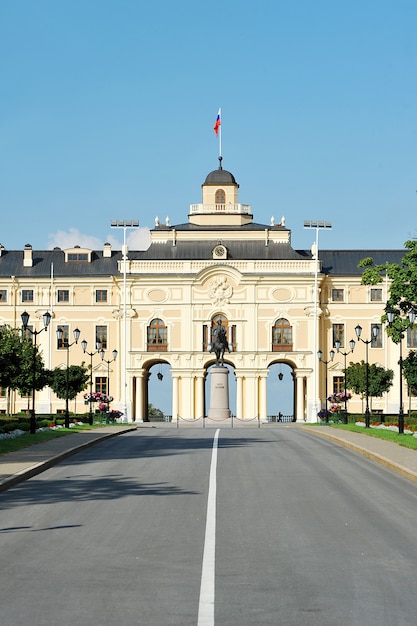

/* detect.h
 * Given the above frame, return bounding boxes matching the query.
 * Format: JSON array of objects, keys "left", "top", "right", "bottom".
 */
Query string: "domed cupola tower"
[{"left": 189, "top": 157, "right": 254, "bottom": 227}]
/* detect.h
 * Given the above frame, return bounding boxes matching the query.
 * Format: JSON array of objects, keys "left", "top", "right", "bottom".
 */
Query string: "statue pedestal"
[{"left": 207, "top": 366, "right": 230, "bottom": 419}]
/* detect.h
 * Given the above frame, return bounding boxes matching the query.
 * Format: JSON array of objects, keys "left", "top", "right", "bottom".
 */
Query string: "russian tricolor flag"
[{"left": 213, "top": 109, "right": 221, "bottom": 136}]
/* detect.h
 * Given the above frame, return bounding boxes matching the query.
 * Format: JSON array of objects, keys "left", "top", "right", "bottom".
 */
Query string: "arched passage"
[
  {"left": 145, "top": 360, "right": 172, "bottom": 421},
  {"left": 267, "top": 361, "right": 295, "bottom": 421}
]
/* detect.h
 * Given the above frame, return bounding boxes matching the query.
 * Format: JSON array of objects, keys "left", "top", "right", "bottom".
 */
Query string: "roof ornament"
[
  {"left": 165, "top": 216, "right": 170, "bottom": 226},
  {"left": 218, "top": 156, "right": 223, "bottom": 170},
  {"left": 270, "top": 216, "right": 275, "bottom": 226},
  {"left": 281, "top": 215, "right": 286, "bottom": 227},
  {"left": 155, "top": 216, "right": 160, "bottom": 227}
]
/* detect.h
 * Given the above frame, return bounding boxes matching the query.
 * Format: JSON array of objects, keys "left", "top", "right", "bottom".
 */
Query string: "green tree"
[
  {"left": 0, "top": 326, "right": 26, "bottom": 391},
  {"left": 402, "top": 351, "right": 417, "bottom": 396},
  {"left": 147, "top": 403, "right": 164, "bottom": 420},
  {"left": 359, "top": 239, "right": 417, "bottom": 343},
  {"left": 0, "top": 325, "right": 49, "bottom": 392},
  {"left": 345, "top": 360, "right": 393, "bottom": 409},
  {"left": 49, "top": 363, "right": 89, "bottom": 403}
]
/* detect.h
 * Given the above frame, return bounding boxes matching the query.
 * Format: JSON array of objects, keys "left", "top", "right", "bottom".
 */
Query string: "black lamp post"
[
  {"left": 386, "top": 308, "right": 416, "bottom": 435},
  {"left": 355, "top": 324, "right": 379, "bottom": 428},
  {"left": 99, "top": 348, "right": 118, "bottom": 412},
  {"left": 21, "top": 310, "right": 51, "bottom": 434},
  {"left": 334, "top": 338, "right": 355, "bottom": 424},
  {"left": 81, "top": 338, "right": 102, "bottom": 425},
  {"left": 317, "top": 349, "right": 335, "bottom": 422},
  {"left": 56, "top": 326, "right": 81, "bottom": 429}
]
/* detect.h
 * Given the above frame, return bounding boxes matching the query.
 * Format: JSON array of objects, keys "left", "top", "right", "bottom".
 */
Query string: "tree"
[
  {"left": 345, "top": 360, "right": 393, "bottom": 409},
  {"left": 0, "top": 325, "right": 49, "bottom": 391},
  {"left": 402, "top": 351, "right": 417, "bottom": 396},
  {"left": 147, "top": 403, "right": 164, "bottom": 420},
  {"left": 49, "top": 363, "right": 89, "bottom": 403},
  {"left": 359, "top": 239, "right": 417, "bottom": 343},
  {"left": 0, "top": 326, "right": 27, "bottom": 391}
]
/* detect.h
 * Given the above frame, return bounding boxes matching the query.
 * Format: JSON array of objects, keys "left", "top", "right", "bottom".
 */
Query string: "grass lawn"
[
  {"left": 0, "top": 424, "right": 122, "bottom": 456},
  {"left": 321, "top": 422, "right": 417, "bottom": 451}
]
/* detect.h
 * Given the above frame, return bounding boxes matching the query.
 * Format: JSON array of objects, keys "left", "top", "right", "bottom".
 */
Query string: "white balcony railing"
[{"left": 190, "top": 203, "right": 251, "bottom": 215}]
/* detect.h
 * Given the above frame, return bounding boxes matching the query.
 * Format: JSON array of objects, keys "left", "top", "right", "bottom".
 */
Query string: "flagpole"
[{"left": 219, "top": 107, "right": 222, "bottom": 158}]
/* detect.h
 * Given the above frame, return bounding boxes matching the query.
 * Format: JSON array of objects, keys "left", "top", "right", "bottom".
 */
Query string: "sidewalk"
[
  {"left": 302, "top": 425, "right": 417, "bottom": 483},
  {"left": 0, "top": 426, "right": 136, "bottom": 492}
]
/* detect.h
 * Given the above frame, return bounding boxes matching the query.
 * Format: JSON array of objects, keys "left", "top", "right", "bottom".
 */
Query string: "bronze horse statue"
[{"left": 210, "top": 320, "right": 231, "bottom": 365}]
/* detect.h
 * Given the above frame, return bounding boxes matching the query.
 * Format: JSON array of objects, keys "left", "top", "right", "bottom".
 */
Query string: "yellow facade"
[{"left": 0, "top": 162, "right": 414, "bottom": 422}]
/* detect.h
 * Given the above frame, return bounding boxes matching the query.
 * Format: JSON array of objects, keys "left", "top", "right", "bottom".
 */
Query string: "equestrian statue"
[{"left": 210, "top": 320, "right": 231, "bottom": 365}]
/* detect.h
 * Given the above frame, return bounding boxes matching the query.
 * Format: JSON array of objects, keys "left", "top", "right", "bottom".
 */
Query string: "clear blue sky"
[{"left": 1, "top": 0, "right": 417, "bottom": 253}]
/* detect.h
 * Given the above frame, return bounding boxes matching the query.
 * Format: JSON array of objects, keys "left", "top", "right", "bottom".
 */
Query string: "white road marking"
[{"left": 197, "top": 429, "right": 220, "bottom": 626}]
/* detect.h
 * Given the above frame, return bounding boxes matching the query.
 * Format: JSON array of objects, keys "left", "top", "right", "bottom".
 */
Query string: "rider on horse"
[{"left": 210, "top": 320, "right": 230, "bottom": 365}]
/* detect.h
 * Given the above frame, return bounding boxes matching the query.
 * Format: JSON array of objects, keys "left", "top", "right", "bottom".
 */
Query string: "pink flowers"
[
  {"left": 84, "top": 392, "right": 113, "bottom": 403},
  {"left": 327, "top": 392, "right": 352, "bottom": 403}
]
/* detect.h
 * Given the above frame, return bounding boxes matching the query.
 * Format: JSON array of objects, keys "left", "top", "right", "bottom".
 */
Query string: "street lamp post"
[
  {"left": 334, "top": 338, "right": 355, "bottom": 424},
  {"left": 354, "top": 324, "right": 379, "bottom": 428},
  {"left": 317, "top": 348, "right": 335, "bottom": 422},
  {"left": 56, "top": 326, "right": 81, "bottom": 429},
  {"left": 386, "top": 308, "right": 416, "bottom": 435},
  {"left": 111, "top": 220, "right": 139, "bottom": 423},
  {"left": 21, "top": 311, "right": 52, "bottom": 434},
  {"left": 304, "top": 220, "right": 332, "bottom": 422},
  {"left": 81, "top": 338, "right": 102, "bottom": 425},
  {"left": 99, "top": 348, "right": 118, "bottom": 417}
]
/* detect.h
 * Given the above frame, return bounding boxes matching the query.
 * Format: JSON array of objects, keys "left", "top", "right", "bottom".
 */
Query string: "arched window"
[
  {"left": 202, "top": 314, "right": 236, "bottom": 352},
  {"left": 215, "top": 188, "right": 225, "bottom": 210},
  {"left": 272, "top": 318, "right": 292, "bottom": 351},
  {"left": 147, "top": 318, "right": 167, "bottom": 351}
]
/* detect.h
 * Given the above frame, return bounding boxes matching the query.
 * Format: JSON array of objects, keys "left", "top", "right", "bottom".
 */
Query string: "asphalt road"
[{"left": 1, "top": 427, "right": 417, "bottom": 626}]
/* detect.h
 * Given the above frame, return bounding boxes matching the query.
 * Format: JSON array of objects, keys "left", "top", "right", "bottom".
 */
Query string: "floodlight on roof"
[
  {"left": 111, "top": 220, "right": 140, "bottom": 229},
  {"left": 304, "top": 220, "right": 332, "bottom": 230}
]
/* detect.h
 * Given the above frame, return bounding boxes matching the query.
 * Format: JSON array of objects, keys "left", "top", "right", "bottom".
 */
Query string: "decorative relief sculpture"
[{"left": 208, "top": 276, "right": 233, "bottom": 306}]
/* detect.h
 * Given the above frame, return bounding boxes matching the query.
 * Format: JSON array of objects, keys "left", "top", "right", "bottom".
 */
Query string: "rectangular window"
[
  {"left": 22, "top": 289, "right": 33, "bottom": 302},
  {"left": 371, "top": 323, "right": 383, "bottom": 348},
  {"left": 230, "top": 324, "right": 237, "bottom": 351},
  {"left": 0, "top": 290, "right": 7, "bottom": 302},
  {"left": 57, "top": 325, "right": 69, "bottom": 349},
  {"left": 68, "top": 253, "right": 88, "bottom": 261},
  {"left": 333, "top": 376, "right": 344, "bottom": 394},
  {"left": 331, "top": 289, "right": 344, "bottom": 302},
  {"left": 96, "top": 377, "right": 107, "bottom": 395},
  {"left": 96, "top": 325, "right": 107, "bottom": 349},
  {"left": 96, "top": 290, "right": 108, "bottom": 303},
  {"left": 58, "top": 289, "right": 69, "bottom": 303},
  {"left": 370, "top": 288, "right": 382, "bottom": 302},
  {"left": 332, "top": 324, "right": 344, "bottom": 348},
  {"left": 407, "top": 328, "right": 417, "bottom": 349}
]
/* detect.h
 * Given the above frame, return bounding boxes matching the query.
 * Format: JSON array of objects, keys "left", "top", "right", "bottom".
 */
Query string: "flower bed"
[{"left": 355, "top": 420, "right": 417, "bottom": 436}]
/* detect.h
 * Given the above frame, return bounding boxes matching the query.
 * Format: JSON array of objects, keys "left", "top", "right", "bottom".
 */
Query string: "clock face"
[{"left": 215, "top": 246, "right": 224, "bottom": 257}]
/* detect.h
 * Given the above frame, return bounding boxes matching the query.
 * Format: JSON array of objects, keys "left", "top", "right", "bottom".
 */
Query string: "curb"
[
  {"left": 302, "top": 427, "right": 417, "bottom": 484},
  {"left": 0, "top": 427, "right": 137, "bottom": 493}
]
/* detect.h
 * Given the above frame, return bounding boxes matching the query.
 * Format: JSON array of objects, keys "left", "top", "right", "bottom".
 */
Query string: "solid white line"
[{"left": 197, "top": 428, "right": 220, "bottom": 626}]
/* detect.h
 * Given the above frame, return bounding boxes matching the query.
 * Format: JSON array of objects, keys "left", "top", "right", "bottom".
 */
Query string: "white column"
[
  {"left": 135, "top": 372, "right": 145, "bottom": 423},
  {"left": 196, "top": 374, "right": 205, "bottom": 420},
  {"left": 172, "top": 375, "right": 179, "bottom": 423},
  {"left": 295, "top": 371, "right": 306, "bottom": 423},
  {"left": 259, "top": 374, "right": 267, "bottom": 422},
  {"left": 236, "top": 375, "right": 243, "bottom": 420}
]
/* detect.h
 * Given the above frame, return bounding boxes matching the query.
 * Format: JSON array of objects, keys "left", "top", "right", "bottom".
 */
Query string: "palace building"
[{"left": 0, "top": 159, "right": 413, "bottom": 421}]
